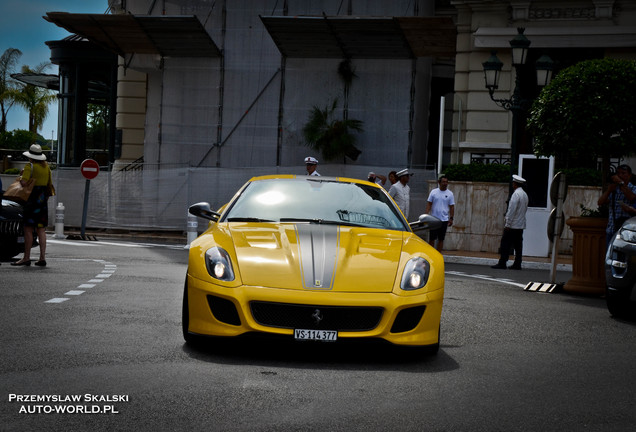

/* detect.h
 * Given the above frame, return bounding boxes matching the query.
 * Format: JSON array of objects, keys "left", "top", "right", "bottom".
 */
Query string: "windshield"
[{"left": 222, "top": 178, "right": 408, "bottom": 231}]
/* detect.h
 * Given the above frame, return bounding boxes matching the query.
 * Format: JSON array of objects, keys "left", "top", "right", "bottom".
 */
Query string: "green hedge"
[
  {"left": 443, "top": 163, "right": 603, "bottom": 186},
  {"left": 443, "top": 164, "right": 513, "bottom": 183}
]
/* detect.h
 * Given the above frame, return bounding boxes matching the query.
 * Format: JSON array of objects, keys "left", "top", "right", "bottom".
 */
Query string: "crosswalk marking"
[{"left": 524, "top": 282, "right": 560, "bottom": 293}]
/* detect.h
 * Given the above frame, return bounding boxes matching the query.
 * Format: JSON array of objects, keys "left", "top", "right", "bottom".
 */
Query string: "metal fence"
[{"left": 50, "top": 163, "right": 438, "bottom": 232}]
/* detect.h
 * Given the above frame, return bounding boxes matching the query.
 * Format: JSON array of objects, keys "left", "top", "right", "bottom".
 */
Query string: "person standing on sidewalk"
[
  {"left": 11, "top": 144, "right": 53, "bottom": 267},
  {"left": 425, "top": 175, "right": 454, "bottom": 252},
  {"left": 598, "top": 164, "right": 636, "bottom": 247},
  {"left": 388, "top": 168, "right": 411, "bottom": 219},
  {"left": 491, "top": 175, "right": 529, "bottom": 270}
]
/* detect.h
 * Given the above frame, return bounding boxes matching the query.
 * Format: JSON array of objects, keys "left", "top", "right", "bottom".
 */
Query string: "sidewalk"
[{"left": 444, "top": 250, "right": 572, "bottom": 271}]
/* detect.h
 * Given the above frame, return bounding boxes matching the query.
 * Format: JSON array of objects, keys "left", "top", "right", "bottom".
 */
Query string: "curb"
[{"left": 444, "top": 254, "right": 572, "bottom": 272}]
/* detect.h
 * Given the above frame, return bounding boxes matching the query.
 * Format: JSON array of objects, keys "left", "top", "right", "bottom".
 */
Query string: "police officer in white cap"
[
  {"left": 304, "top": 156, "right": 320, "bottom": 176},
  {"left": 492, "top": 174, "right": 529, "bottom": 270},
  {"left": 388, "top": 168, "right": 411, "bottom": 218}
]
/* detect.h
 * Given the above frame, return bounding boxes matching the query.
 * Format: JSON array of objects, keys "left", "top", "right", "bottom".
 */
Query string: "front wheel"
[
  {"left": 182, "top": 276, "right": 194, "bottom": 344},
  {"left": 607, "top": 290, "right": 630, "bottom": 319},
  {"left": 0, "top": 236, "right": 22, "bottom": 261}
]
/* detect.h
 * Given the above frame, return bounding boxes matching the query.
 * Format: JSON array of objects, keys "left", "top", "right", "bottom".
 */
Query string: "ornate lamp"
[
  {"left": 482, "top": 51, "right": 503, "bottom": 93},
  {"left": 535, "top": 54, "right": 555, "bottom": 87}
]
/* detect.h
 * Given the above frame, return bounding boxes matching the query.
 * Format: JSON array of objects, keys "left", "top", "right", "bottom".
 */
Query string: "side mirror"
[
  {"left": 189, "top": 202, "right": 221, "bottom": 222},
  {"left": 409, "top": 214, "right": 443, "bottom": 232}
]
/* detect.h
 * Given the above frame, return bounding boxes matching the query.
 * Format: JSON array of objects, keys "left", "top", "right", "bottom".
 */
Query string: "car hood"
[{"left": 229, "top": 223, "right": 405, "bottom": 293}]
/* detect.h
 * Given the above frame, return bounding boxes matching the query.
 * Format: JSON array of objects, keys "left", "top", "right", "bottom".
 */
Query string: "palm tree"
[
  {"left": 0, "top": 48, "right": 22, "bottom": 133},
  {"left": 303, "top": 99, "right": 364, "bottom": 162},
  {"left": 9, "top": 63, "right": 57, "bottom": 136}
]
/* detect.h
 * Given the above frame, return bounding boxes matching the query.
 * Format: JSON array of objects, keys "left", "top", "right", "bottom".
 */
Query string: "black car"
[
  {"left": 605, "top": 216, "right": 636, "bottom": 318},
  {"left": 0, "top": 198, "right": 27, "bottom": 261}
]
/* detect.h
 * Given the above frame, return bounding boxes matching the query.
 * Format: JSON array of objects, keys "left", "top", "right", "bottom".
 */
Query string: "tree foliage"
[
  {"left": 9, "top": 63, "right": 56, "bottom": 136},
  {"left": 0, "top": 48, "right": 22, "bottom": 133},
  {"left": 302, "top": 99, "right": 363, "bottom": 161},
  {"left": 527, "top": 58, "right": 636, "bottom": 172},
  {"left": 0, "top": 129, "right": 46, "bottom": 150}
]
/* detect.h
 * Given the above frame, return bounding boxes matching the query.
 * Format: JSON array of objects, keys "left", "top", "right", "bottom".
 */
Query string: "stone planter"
[{"left": 564, "top": 217, "right": 607, "bottom": 295}]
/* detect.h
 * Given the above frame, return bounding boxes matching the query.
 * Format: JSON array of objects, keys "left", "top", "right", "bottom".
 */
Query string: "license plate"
[{"left": 294, "top": 329, "right": 337, "bottom": 342}]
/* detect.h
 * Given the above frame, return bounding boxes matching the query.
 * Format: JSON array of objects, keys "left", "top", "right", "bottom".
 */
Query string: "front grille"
[
  {"left": 390, "top": 306, "right": 426, "bottom": 333},
  {"left": 207, "top": 295, "right": 241, "bottom": 326},
  {"left": 250, "top": 301, "right": 383, "bottom": 331},
  {"left": 0, "top": 219, "right": 23, "bottom": 236}
]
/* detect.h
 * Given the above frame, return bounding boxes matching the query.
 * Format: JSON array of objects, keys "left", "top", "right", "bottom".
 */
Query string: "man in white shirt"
[
  {"left": 305, "top": 156, "right": 320, "bottom": 176},
  {"left": 425, "top": 175, "right": 455, "bottom": 251},
  {"left": 388, "top": 168, "right": 411, "bottom": 219},
  {"left": 491, "top": 175, "right": 529, "bottom": 270}
]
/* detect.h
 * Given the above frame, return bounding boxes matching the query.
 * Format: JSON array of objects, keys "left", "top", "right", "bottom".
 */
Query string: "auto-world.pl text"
[{"left": 9, "top": 394, "right": 128, "bottom": 414}]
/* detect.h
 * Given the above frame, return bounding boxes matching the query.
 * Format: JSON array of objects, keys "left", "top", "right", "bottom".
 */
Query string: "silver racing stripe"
[{"left": 295, "top": 224, "right": 340, "bottom": 289}]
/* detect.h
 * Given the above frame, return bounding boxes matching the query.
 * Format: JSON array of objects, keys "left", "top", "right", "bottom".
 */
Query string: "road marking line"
[
  {"left": 45, "top": 260, "right": 117, "bottom": 303},
  {"left": 446, "top": 270, "right": 526, "bottom": 288},
  {"left": 45, "top": 298, "right": 69, "bottom": 303}
]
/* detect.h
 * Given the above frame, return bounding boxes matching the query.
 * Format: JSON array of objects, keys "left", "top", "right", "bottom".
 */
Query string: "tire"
[
  {"left": 607, "top": 291, "right": 629, "bottom": 319},
  {"left": 0, "top": 236, "right": 22, "bottom": 261},
  {"left": 182, "top": 276, "right": 194, "bottom": 344}
]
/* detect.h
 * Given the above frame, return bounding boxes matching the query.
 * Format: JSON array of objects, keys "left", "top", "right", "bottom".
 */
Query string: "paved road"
[{"left": 1, "top": 236, "right": 634, "bottom": 431}]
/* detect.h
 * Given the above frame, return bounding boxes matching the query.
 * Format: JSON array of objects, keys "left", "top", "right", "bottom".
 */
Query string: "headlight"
[
  {"left": 400, "top": 257, "right": 430, "bottom": 290},
  {"left": 620, "top": 228, "right": 636, "bottom": 243},
  {"left": 205, "top": 247, "right": 235, "bottom": 281}
]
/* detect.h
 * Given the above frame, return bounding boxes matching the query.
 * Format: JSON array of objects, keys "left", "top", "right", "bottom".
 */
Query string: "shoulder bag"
[{"left": 3, "top": 163, "right": 35, "bottom": 203}]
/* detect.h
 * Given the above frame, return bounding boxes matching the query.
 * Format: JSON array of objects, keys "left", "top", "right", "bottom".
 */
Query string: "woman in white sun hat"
[{"left": 11, "top": 144, "right": 53, "bottom": 267}]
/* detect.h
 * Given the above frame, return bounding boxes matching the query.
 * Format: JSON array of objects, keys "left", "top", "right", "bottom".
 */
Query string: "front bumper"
[
  {"left": 605, "top": 236, "right": 636, "bottom": 302},
  {"left": 186, "top": 273, "right": 444, "bottom": 347}
]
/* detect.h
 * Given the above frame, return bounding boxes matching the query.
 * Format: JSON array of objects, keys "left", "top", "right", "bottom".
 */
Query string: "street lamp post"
[{"left": 482, "top": 28, "right": 554, "bottom": 192}]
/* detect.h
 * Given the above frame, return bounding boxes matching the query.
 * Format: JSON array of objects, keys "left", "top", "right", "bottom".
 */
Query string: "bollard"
[
  {"left": 54, "top": 202, "right": 65, "bottom": 239},
  {"left": 185, "top": 211, "right": 198, "bottom": 249}
]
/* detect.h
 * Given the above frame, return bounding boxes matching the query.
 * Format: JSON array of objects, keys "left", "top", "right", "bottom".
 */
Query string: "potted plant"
[{"left": 564, "top": 205, "right": 608, "bottom": 295}]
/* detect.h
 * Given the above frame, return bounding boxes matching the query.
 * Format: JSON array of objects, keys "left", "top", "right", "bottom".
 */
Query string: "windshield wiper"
[
  {"left": 226, "top": 217, "right": 274, "bottom": 222},
  {"left": 279, "top": 217, "right": 322, "bottom": 224},
  {"left": 279, "top": 218, "right": 360, "bottom": 227}
]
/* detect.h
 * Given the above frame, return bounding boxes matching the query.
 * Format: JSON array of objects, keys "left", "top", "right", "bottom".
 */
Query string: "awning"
[
  {"left": 260, "top": 15, "right": 456, "bottom": 59},
  {"left": 11, "top": 73, "right": 59, "bottom": 90},
  {"left": 11, "top": 72, "right": 112, "bottom": 101},
  {"left": 44, "top": 12, "right": 221, "bottom": 58}
]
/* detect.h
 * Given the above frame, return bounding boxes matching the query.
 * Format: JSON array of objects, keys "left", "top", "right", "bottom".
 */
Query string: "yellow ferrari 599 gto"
[{"left": 183, "top": 175, "right": 444, "bottom": 353}]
